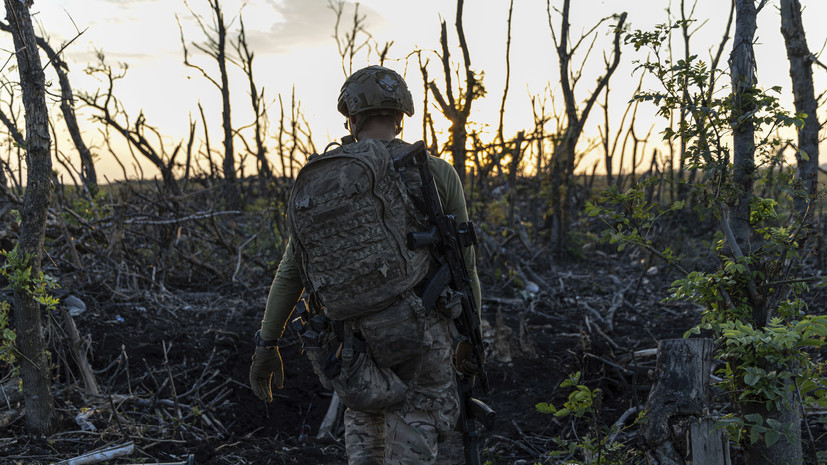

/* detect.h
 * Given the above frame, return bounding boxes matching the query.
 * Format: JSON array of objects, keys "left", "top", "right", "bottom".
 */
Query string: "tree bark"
[
  {"left": 780, "top": 0, "right": 818, "bottom": 217},
  {"left": 213, "top": 0, "right": 237, "bottom": 205},
  {"left": 181, "top": 0, "right": 237, "bottom": 202},
  {"left": 4, "top": 0, "right": 56, "bottom": 434},
  {"left": 644, "top": 339, "right": 730, "bottom": 465},
  {"left": 729, "top": 4, "right": 803, "bottom": 463},
  {"left": 728, "top": 0, "right": 758, "bottom": 249}
]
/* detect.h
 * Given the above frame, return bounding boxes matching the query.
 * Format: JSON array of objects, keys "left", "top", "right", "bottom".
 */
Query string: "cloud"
[
  {"left": 247, "top": 0, "right": 389, "bottom": 55},
  {"left": 98, "top": 0, "right": 161, "bottom": 5}
]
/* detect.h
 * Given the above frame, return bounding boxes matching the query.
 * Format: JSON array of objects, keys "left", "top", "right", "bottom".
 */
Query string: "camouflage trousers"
[{"left": 344, "top": 316, "right": 459, "bottom": 465}]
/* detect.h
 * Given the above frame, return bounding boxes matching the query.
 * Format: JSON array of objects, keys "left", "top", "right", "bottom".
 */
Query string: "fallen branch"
[
  {"left": 232, "top": 233, "right": 258, "bottom": 282},
  {"left": 605, "top": 280, "right": 634, "bottom": 332},
  {"left": 124, "top": 210, "right": 240, "bottom": 225},
  {"left": 54, "top": 441, "right": 134, "bottom": 465},
  {"left": 60, "top": 307, "right": 100, "bottom": 396},
  {"left": 606, "top": 405, "right": 642, "bottom": 445}
]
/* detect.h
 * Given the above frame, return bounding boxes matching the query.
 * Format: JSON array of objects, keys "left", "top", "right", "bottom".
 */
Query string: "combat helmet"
[{"left": 337, "top": 65, "right": 414, "bottom": 119}]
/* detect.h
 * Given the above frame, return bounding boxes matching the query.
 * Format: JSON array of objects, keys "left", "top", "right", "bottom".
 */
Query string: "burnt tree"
[
  {"left": 728, "top": 0, "right": 760, "bottom": 249},
  {"left": 181, "top": 0, "right": 237, "bottom": 205},
  {"left": 780, "top": 0, "right": 819, "bottom": 218},
  {"left": 78, "top": 55, "right": 183, "bottom": 196},
  {"left": 427, "top": 0, "right": 483, "bottom": 184},
  {"left": 0, "top": 22, "right": 99, "bottom": 195},
  {"left": 546, "top": 0, "right": 626, "bottom": 254},
  {"left": 4, "top": 0, "right": 56, "bottom": 434},
  {"left": 234, "top": 14, "right": 272, "bottom": 179}
]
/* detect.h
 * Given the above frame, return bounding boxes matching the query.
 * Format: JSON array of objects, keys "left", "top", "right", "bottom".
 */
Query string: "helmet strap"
[
  {"left": 346, "top": 116, "right": 363, "bottom": 139},
  {"left": 394, "top": 114, "right": 404, "bottom": 135}
]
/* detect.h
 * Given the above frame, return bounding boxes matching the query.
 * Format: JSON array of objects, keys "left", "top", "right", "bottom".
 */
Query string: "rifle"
[{"left": 392, "top": 140, "right": 494, "bottom": 465}]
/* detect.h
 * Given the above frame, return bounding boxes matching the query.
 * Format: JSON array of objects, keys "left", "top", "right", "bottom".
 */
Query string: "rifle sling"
[{"left": 417, "top": 262, "right": 452, "bottom": 312}]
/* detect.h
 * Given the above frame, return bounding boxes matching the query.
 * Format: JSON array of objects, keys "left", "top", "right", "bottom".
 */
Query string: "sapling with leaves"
[
  {"left": 586, "top": 13, "right": 826, "bottom": 464},
  {"left": 535, "top": 372, "right": 643, "bottom": 464}
]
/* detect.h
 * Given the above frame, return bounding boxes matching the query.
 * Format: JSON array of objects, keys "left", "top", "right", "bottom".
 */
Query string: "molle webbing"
[{"left": 288, "top": 139, "right": 431, "bottom": 320}]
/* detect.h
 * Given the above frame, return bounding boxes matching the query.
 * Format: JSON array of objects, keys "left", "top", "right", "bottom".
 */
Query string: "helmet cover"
[{"left": 337, "top": 65, "right": 414, "bottom": 118}]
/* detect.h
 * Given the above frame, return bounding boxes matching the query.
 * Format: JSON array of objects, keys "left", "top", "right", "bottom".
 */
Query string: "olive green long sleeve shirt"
[{"left": 259, "top": 143, "right": 482, "bottom": 342}]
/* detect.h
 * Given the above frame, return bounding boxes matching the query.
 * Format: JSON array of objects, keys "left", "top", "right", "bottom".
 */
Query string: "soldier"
[{"left": 249, "top": 65, "right": 482, "bottom": 465}]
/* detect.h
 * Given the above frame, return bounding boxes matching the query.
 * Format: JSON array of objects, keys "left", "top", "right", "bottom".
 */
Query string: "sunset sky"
[{"left": 12, "top": 0, "right": 827, "bottom": 180}]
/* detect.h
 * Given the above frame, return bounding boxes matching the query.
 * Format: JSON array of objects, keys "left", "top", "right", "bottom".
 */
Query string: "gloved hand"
[
  {"left": 249, "top": 346, "right": 284, "bottom": 402},
  {"left": 454, "top": 341, "right": 484, "bottom": 376}
]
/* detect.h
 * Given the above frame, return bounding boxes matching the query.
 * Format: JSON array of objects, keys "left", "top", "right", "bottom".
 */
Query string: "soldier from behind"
[{"left": 249, "top": 65, "right": 482, "bottom": 465}]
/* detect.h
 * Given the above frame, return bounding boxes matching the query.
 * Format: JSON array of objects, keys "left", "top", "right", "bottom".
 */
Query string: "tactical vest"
[{"left": 288, "top": 139, "right": 431, "bottom": 320}]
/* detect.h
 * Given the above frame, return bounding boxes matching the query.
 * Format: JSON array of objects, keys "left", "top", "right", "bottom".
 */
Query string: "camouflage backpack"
[{"left": 288, "top": 139, "right": 430, "bottom": 320}]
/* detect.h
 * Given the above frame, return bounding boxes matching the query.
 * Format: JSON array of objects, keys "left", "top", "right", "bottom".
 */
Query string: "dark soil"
[
  {"left": 1, "top": 245, "right": 700, "bottom": 465},
  {"left": 0, "top": 187, "right": 823, "bottom": 465}
]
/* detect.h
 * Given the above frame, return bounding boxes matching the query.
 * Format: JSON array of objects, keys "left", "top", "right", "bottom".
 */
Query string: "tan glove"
[
  {"left": 454, "top": 341, "right": 484, "bottom": 376},
  {"left": 249, "top": 346, "right": 284, "bottom": 402}
]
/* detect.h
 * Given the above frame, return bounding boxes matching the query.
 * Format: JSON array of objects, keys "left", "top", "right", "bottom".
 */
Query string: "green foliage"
[
  {"left": 718, "top": 411, "right": 795, "bottom": 448},
  {"left": 585, "top": 181, "right": 682, "bottom": 264},
  {"left": 64, "top": 189, "right": 111, "bottom": 225},
  {"left": 0, "top": 300, "right": 16, "bottom": 368},
  {"left": 713, "top": 318, "right": 827, "bottom": 407},
  {"left": 535, "top": 372, "right": 643, "bottom": 464},
  {"left": 536, "top": 372, "right": 597, "bottom": 418},
  {"left": 1, "top": 246, "right": 60, "bottom": 310},
  {"left": 582, "top": 18, "right": 827, "bottom": 455},
  {"left": 0, "top": 246, "right": 60, "bottom": 369},
  {"left": 479, "top": 196, "right": 509, "bottom": 227}
]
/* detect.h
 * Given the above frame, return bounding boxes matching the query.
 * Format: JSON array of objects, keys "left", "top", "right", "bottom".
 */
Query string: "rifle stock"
[{"left": 392, "top": 141, "right": 494, "bottom": 465}]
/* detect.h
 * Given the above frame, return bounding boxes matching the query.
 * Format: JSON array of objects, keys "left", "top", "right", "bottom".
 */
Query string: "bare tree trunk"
[
  {"left": 496, "top": 0, "right": 514, "bottom": 148},
  {"left": 181, "top": 0, "right": 237, "bottom": 203},
  {"left": 742, "top": 383, "right": 802, "bottom": 465},
  {"left": 37, "top": 35, "right": 97, "bottom": 195},
  {"left": 546, "top": 0, "right": 626, "bottom": 254},
  {"left": 645, "top": 339, "right": 731, "bottom": 465},
  {"left": 4, "top": 0, "right": 56, "bottom": 434},
  {"left": 780, "top": 0, "right": 818, "bottom": 217},
  {"left": 235, "top": 16, "right": 272, "bottom": 180},
  {"left": 215, "top": 0, "right": 235, "bottom": 193},
  {"left": 728, "top": 0, "right": 759, "bottom": 249},
  {"left": 427, "top": 0, "right": 479, "bottom": 184},
  {"left": 730, "top": 2, "right": 803, "bottom": 464}
]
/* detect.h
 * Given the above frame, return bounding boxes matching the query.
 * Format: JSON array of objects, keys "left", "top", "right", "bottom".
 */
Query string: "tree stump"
[{"left": 644, "top": 338, "right": 730, "bottom": 465}]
